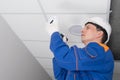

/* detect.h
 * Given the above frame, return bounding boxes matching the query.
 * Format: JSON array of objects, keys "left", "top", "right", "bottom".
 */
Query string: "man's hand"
[
  {"left": 46, "top": 16, "right": 59, "bottom": 36},
  {"left": 60, "top": 33, "right": 68, "bottom": 43}
]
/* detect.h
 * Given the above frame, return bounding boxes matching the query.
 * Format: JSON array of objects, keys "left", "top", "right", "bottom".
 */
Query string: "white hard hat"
[{"left": 86, "top": 17, "right": 112, "bottom": 43}]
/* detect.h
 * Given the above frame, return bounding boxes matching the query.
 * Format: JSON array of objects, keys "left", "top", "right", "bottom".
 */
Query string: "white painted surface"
[
  {"left": 0, "top": 0, "right": 110, "bottom": 13},
  {"left": 2, "top": 14, "right": 107, "bottom": 42},
  {"left": 0, "top": 0, "right": 41, "bottom": 13}
]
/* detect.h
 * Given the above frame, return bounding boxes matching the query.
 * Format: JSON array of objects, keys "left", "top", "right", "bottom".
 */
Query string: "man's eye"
[{"left": 86, "top": 26, "right": 89, "bottom": 29}]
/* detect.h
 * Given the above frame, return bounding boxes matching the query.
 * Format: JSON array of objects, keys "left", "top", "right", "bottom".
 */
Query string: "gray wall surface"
[
  {"left": 0, "top": 15, "right": 51, "bottom": 80},
  {"left": 109, "top": 0, "right": 120, "bottom": 79},
  {"left": 109, "top": 0, "right": 120, "bottom": 60}
]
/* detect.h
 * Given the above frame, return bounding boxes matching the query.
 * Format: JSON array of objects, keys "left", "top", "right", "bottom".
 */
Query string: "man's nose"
[{"left": 81, "top": 28, "right": 85, "bottom": 33}]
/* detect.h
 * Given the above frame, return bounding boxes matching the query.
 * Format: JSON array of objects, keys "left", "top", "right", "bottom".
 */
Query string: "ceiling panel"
[
  {"left": 37, "top": 58, "right": 52, "bottom": 69},
  {"left": 40, "top": 0, "right": 110, "bottom": 13},
  {"left": 0, "top": 0, "right": 41, "bottom": 13},
  {"left": 0, "top": 0, "right": 110, "bottom": 13},
  {"left": 23, "top": 41, "right": 53, "bottom": 58},
  {"left": 2, "top": 14, "right": 107, "bottom": 42},
  {"left": 1, "top": 14, "right": 48, "bottom": 40}
]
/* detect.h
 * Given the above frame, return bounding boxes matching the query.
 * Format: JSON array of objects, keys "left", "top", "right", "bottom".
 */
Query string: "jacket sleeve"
[
  {"left": 50, "top": 32, "right": 77, "bottom": 70},
  {"left": 50, "top": 32, "right": 111, "bottom": 71}
]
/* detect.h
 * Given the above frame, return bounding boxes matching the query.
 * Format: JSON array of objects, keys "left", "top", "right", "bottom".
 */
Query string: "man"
[{"left": 46, "top": 17, "right": 114, "bottom": 80}]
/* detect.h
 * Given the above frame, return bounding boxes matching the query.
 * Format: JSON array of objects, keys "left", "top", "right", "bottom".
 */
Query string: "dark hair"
[{"left": 85, "top": 22, "right": 108, "bottom": 43}]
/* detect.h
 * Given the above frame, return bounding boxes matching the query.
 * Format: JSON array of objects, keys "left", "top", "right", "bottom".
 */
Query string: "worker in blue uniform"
[{"left": 46, "top": 17, "right": 114, "bottom": 80}]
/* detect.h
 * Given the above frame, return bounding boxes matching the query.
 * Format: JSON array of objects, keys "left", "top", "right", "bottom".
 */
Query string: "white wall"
[{"left": 0, "top": 15, "right": 51, "bottom": 80}]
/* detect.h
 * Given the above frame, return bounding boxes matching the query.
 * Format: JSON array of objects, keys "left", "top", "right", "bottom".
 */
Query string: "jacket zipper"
[{"left": 73, "top": 46, "right": 79, "bottom": 80}]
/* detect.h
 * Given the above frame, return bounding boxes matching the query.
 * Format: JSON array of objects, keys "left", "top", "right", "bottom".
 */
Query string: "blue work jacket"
[{"left": 50, "top": 32, "right": 114, "bottom": 80}]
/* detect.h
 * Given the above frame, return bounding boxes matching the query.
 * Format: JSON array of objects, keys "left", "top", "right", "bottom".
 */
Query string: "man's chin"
[
  {"left": 81, "top": 39, "right": 85, "bottom": 43},
  {"left": 81, "top": 39, "right": 88, "bottom": 44}
]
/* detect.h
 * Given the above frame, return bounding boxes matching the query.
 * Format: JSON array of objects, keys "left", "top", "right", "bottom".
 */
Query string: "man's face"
[{"left": 81, "top": 23, "right": 101, "bottom": 44}]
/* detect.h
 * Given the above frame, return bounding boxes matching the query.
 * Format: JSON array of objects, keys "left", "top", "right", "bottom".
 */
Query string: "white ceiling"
[
  {"left": 0, "top": 0, "right": 110, "bottom": 13},
  {"left": 0, "top": 0, "right": 111, "bottom": 79}
]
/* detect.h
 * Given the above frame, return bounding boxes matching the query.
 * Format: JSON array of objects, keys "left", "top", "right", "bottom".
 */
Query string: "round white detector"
[{"left": 69, "top": 25, "right": 82, "bottom": 36}]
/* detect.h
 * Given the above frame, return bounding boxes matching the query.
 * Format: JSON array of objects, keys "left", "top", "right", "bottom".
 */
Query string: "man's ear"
[{"left": 97, "top": 31, "right": 103, "bottom": 38}]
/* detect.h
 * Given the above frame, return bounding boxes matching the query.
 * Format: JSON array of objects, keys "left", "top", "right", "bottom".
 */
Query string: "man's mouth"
[{"left": 81, "top": 34, "right": 85, "bottom": 36}]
